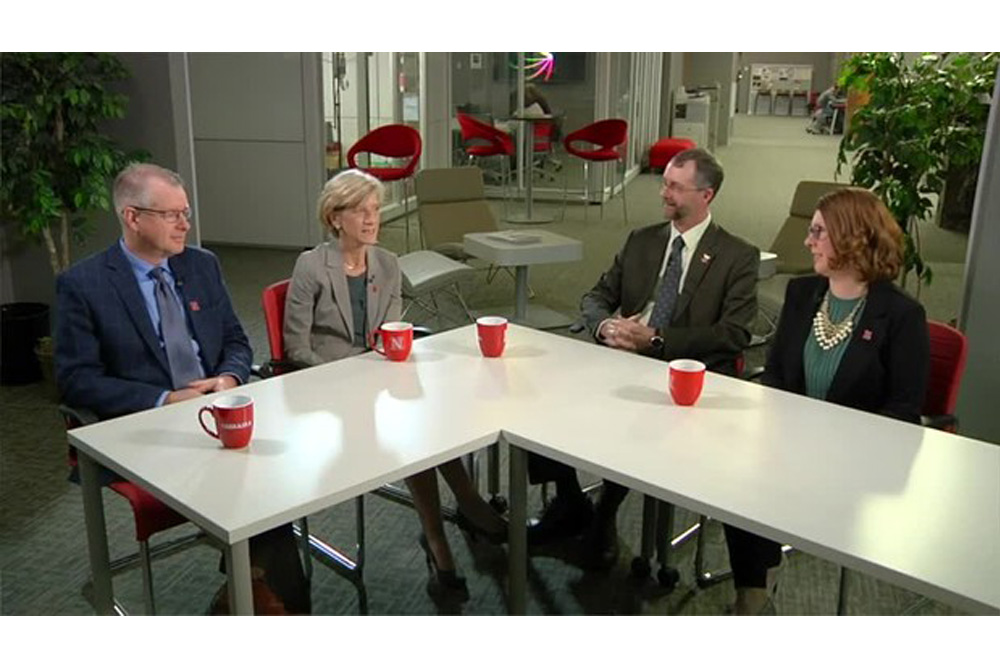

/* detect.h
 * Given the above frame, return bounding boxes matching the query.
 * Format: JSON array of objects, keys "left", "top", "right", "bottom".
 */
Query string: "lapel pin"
[
  {"left": 189, "top": 300, "right": 201, "bottom": 312},
  {"left": 862, "top": 329, "right": 873, "bottom": 341},
  {"left": 700, "top": 253, "right": 711, "bottom": 264}
]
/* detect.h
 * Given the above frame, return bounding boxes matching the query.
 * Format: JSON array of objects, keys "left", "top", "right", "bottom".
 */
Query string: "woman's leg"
[
  {"left": 724, "top": 523, "right": 783, "bottom": 614},
  {"left": 405, "top": 469, "right": 455, "bottom": 571},
  {"left": 437, "top": 459, "right": 506, "bottom": 534}
]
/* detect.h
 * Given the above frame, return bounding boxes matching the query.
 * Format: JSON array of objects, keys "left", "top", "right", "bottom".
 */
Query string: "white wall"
[
  {"left": 188, "top": 52, "right": 324, "bottom": 249},
  {"left": 684, "top": 52, "right": 738, "bottom": 146}
]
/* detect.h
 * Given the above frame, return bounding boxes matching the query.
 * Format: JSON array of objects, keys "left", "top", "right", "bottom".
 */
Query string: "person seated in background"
[
  {"left": 283, "top": 169, "right": 507, "bottom": 603},
  {"left": 725, "top": 187, "right": 930, "bottom": 615},
  {"left": 56, "top": 163, "right": 309, "bottom": 614},
  {"left": 807, "top": 85, "right": 844, "bottom": 134},
  {"left": 526, "top": 148, "right": 760, "bottom": 571}
]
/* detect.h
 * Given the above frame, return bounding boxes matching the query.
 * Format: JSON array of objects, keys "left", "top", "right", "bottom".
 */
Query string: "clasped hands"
[
  {"left": 165, "top": 375, "right": 238, "bottom": 404},
  {"left": 599, "top": 314, "right": 656, "bottom": 352}
]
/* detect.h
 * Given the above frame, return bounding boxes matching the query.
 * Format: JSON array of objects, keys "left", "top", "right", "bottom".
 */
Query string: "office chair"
[
  {"left": 63, "top": 406, "right": 207, "bottom": 615},
  {"left": 258, "top": 279, "right": 369, "bottom": 613},
  {"left": 530, "top": 119, "right": 561, "bottom": 183},
  {"left": 561, "top": 118, "right": 629, "bottom": 225},
  {"left": 456, "top": 112, "right": 515, "bottom": 213},
  {"left": 347, "top": 124, "right": 422, "bottom": 253},
  {"left": 837, "top": 320, "right": 969, "bottom": 614}
]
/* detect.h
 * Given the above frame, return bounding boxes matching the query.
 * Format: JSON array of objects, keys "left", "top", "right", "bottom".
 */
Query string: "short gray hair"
[
  {"left": 113, "top": 163, "right": 186, "bottom": 223},
  {"left": 317, "top": 169, "right": 384, "bottom": 236},
  {"left": 669, "top": 148, "right": 724, "bottom": 200}
]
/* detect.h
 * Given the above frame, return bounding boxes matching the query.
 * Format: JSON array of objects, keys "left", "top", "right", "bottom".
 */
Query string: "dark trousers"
[
  {"left": 220, "top": 523, "right": 311, "bottom": 614},
  {"left": 723, "top": 524, "right": 783, "bottom": 589}
]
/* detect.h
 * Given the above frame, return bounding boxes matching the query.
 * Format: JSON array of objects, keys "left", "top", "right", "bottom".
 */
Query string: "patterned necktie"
[
  {"left": 149, "top": 267, "right": 204, "bottom": 389},
  {"left": 648, "top": 235, "right": 686, "bottom": 330}
]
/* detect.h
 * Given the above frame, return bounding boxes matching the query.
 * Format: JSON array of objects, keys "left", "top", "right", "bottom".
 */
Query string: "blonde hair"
[
  {"left": 816, "top": 188, "right": 904, "bottom": 283},
  {"left": 317, "top": 169, "right": 384, "bottom": 236}
]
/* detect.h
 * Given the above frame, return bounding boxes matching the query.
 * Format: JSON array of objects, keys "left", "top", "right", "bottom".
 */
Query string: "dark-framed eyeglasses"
[
  {"left": 807, "top": 224, "right": 828, "bottom": 240},
  {"left": 130, "top": 206, "right": 193, "bottom": 224}
]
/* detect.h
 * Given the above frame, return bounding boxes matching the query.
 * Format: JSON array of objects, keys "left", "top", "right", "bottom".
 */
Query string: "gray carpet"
[{"left": 0, "top": 116, "right": 970, "bottom": 615}]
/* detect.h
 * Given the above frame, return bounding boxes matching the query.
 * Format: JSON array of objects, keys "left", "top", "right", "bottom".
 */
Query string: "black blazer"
[
  {"left": 56, "top": 242, "right": 253, "bottom": 420},
  {"left": 762, "top": 276, "right": 929, "bottom": 423},
  {"left": 580, "top": 221, "right": 759, "bottom": 375}
]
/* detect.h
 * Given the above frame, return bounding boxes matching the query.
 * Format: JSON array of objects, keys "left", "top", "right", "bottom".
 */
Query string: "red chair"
[
  {"left": 649, "top": 137, "right": 696, "bottom": 171},
  {"left": 257, "top": 278, "right": 369, "bottom": 612},
  {"left": 561, "top": 118, "right": 629, "bottom": 224},
  {"left": 347, "top": 124, "right": 422, "bottom": 252},
  {"left": 531, "top": 119, "right": 561, "bottom": 182},
  {"left": 921, "top": 321, "right": 968, "bottom": 432},
  {"left": 456, "top": 111, "right": 515, "bottom": 209},
  {"left": 63, "top": 407, "right": 203, "bottom": 615}
]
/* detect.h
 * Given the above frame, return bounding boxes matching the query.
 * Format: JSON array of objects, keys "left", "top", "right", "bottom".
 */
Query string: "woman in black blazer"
[{"left": 726, "top": 187, "right": 930, "bottom": 614}]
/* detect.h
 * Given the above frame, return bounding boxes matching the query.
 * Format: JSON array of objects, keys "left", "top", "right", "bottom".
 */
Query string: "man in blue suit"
[{"left": 56, "top": 163, "right": 308, "bottom": 614}]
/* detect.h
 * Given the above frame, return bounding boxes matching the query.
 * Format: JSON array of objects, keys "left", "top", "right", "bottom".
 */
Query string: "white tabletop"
[
  {"left": 70, "top": 324, "right": 1000, "bottom": 614},
  {"left": 463, "top": 230, "right": 583, "bottom": 267}
]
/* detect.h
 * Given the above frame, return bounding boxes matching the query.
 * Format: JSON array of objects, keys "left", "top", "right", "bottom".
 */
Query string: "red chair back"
[
  {"left": 262, "top": 279, "right": 291, "bottom": 372},
  {"left": 563, "top": 118, "right": 628, "bottom": 162},
  {"left": 924, "top": 321, "right": 968, "bottom": 420},
  {"left": 533, "top": 119, "right": 556, "bottom": 153},
  {"left": 457, "top": 111, "right": 515, "bottom": 157},
  {"left": 347, "top": 124, "right": 422, "bottom": 181}
]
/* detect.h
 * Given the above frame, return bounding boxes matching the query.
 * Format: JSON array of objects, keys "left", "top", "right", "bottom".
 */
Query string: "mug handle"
[
  {"left": 369, "top": 329, "right": 386, "bottom": 356},
  {"left": 198, "top": 406, "right": 219, "bottom": 439}
]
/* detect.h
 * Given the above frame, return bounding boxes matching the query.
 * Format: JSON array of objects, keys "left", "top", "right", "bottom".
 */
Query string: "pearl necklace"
[{"left": 812, "top": 292, "right": 866, "bottom": 351}]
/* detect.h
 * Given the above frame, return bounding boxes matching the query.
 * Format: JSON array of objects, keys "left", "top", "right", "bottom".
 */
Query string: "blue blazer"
[{"left": 55, "top": 242, "right": 253, "bottom": 420}]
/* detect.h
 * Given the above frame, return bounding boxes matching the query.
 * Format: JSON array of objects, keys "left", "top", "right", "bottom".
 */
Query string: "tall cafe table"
[
  {"left": 72, "top": 325, "right": 999, "bottom": 615},
  {"left": 502, "top": 112, "right": 561, "bottom": 224}
]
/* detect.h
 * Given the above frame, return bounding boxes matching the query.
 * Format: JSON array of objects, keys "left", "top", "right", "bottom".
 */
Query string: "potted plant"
[
  {"left": 836, "top": 52, "right": 998, "bottom": 289},
  {"left": 1, "top": 52, "right": 143, "bottom": 385}
]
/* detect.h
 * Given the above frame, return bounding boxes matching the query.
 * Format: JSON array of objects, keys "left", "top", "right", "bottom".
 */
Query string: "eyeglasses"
[
  {"left": 130, "top": 206, "right": 193, "bottom": 224},
  {"left": 807, "top": 224, "right": 828, "bottom": 240},
  {"left": 661, "top": 182, "right": 705, "bottom": 195}
]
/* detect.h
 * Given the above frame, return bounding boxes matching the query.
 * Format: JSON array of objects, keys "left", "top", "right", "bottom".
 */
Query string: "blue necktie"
[
  {"left": 149, "top": 267, "right": 204, "bottom": 389},
  {"left": 648, "top": 236, "right": 685, "bottom": 330}
]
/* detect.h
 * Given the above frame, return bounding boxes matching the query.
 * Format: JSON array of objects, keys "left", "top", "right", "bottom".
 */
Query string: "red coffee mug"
[
  {"left": 370, "top": 321, "right": 414, "bottom": 362},
  {"left": 668, "top": 359, "right": 706, "bottom": 406},
  {"left": 198, "top": 394, "right": 255, "bottom": 449},
  {"left": 476, "top": 316, "right": 508, "bottom": 358}
]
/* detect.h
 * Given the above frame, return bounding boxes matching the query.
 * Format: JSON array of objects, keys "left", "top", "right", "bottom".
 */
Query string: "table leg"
[
  {"left": 224, "top": 540, "right": 254, "bottom": 615},
  {"left": 80, "top": 452, "right": 114, "bottom": 615},
  {"left": 514, "top": 266, "right": 529, "bottom": 322},
  {"left": 507, "top": 437, "right": 527, "bottom": 615}
]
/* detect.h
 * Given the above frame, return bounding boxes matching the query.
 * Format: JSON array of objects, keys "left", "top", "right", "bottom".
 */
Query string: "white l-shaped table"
[{"left": 70, "top": 324, "right": 1000, "bottom": 615}]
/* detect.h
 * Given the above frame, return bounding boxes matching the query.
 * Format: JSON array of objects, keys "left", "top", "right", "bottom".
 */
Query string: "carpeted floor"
[{"left": 0, "top": 115, "right": 971, "bottom": 615}]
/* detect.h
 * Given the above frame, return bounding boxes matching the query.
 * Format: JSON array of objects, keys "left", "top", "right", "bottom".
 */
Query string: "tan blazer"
[{"left": 283, "top": 242, "right": 402, "bottom": 367}]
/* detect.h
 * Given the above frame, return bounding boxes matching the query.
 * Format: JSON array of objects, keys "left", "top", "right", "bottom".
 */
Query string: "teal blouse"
[{"left": 803, "top": 293, "right": 866, "bottom": 400}]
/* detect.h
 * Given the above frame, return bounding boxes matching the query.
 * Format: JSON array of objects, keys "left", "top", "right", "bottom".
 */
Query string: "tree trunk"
[{"left": 40, "top": 227, "right": 61, "bottom": 277}]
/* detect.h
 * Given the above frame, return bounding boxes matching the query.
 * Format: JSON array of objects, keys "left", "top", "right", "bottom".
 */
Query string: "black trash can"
[{"left": 1, "top": 302, "right": 51, "bottom": 385}]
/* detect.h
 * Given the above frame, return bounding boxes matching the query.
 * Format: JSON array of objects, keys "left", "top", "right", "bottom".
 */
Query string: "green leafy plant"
[
  {"left": 1, "top": 53, "right": 143, "bottom": 275},
  {"left": 836, "top": 52, "right": 998, "bottom": 288}
]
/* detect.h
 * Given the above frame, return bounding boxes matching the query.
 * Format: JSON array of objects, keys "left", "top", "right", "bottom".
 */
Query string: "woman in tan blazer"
[{"left": 284, "top": 169, "right": 506, "bottom": 603}]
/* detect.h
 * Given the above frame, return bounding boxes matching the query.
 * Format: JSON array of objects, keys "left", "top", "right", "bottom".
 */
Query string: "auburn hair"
[{"left": 816, "top": 187, "right": 904, "bottom": 283}]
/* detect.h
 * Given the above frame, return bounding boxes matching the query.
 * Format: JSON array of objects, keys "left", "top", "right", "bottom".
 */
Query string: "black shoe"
[
  {"left": 527, "top": 494, "right": 594, "bottom": 546},
  {"left": 418, "top": 534, "right": 470, "bottom": 602},
  {"left": 580, "top": 517, "right": 619, "bottom": 572}
]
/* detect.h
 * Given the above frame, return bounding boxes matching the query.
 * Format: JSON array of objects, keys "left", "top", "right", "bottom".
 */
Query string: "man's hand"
[
  {"left": 600, "top": 314, "right": 655, "bottom": 352},
  {"left": 164, "top": 376, "right": 238, "bottom": 404}
]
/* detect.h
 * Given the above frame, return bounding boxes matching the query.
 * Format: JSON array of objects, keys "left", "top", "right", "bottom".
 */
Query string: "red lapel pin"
[
  {"left": 862, "top": 329, "right": 873, "bottom": 341},
  {"left": 189, "top": 300, "right": 201, "bottom": 312}
]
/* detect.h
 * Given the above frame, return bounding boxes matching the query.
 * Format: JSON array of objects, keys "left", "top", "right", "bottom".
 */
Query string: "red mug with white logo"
[
  {"left": 370, "top": 321, "right": 414, "bottom": 362},
  {"left": 199, "top": 394, "right": 254, "bottom": 449},
  {"left": 476, "top": 316, "right": 508, "bottom": 358},
  {"left": 668, "top": 359, "right": 706, "bottom": 406}
]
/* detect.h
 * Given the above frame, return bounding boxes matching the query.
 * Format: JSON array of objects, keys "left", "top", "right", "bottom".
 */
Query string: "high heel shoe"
[
  {"left": 418, "top": 534, "right": 469, "bottom": 602},
  {"left": 454, "top": 511, "right": 508, "bottom": 545}
]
